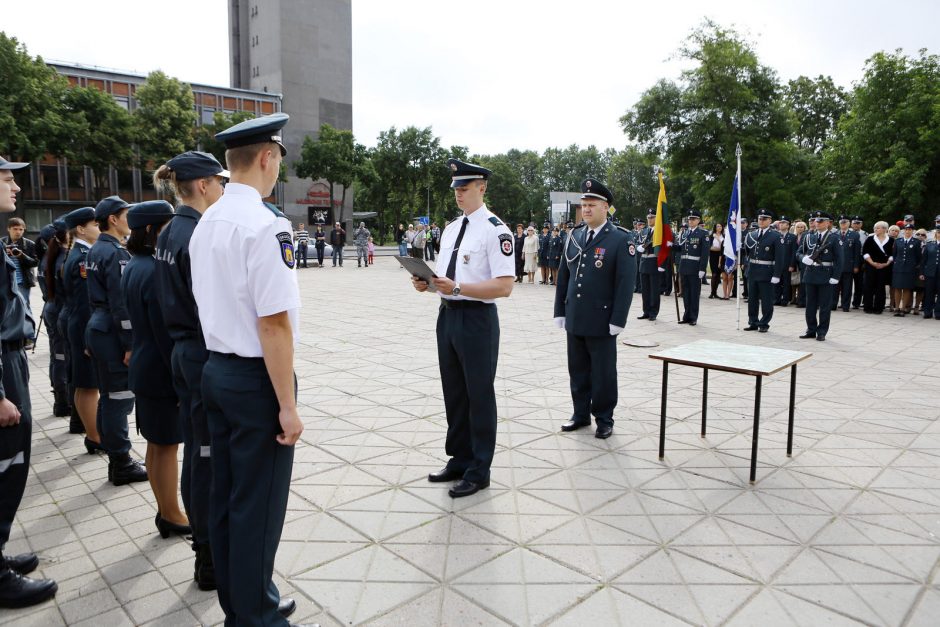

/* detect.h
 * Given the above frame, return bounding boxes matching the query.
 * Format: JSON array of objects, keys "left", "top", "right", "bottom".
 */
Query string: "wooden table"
[{"left": 649, "top": 340, "right": 812, "bottom": 482}]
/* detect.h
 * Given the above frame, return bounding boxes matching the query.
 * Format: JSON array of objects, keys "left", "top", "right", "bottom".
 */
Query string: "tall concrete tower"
[{"left": 229, "top": 0, "right": 353, "bottom": 225}]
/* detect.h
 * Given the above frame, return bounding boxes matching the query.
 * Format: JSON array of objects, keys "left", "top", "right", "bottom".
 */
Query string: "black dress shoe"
[
  {"left": 816, "top": 335, "right": 826, "bottom": 341},
  {"left": 155, "top": 515, "right": 192, "bottom": 539},
  {"left": 743, "top": 325, "right": 758, "bottom": 331},
  {"left": 0, "top": 568, "right": 57, "bottom": 609},
  {"left": 428, "top": 467, "right": 463, "bottom": 483},
  {"left": 3, "top": 553, "right": 38, "bottom": 576},
  {"left": 689, "top": 321, "right": 697, "bottom": 326},
  {"left": 758, "top": 327, "right": 768, "bottom": 333},
  {"left": 449, "top": 479, "right": 489, "bottom": 498},
  {"left": 637, "top": 314, "right": 649, "bottom": 319},
  {"left": 560, "top": 419, "right": 591, "bottom": 432},
  {"left": 278, "top": 598, "right": 297, "bottom": 618},
  {"left": 595, "top": 425, "right": 613, "bottom": 439},
  {"left": 648, "top": 316, "right": 657, "bottom": 321},
  {"left": 678, "top": 320, "right": 688, "bottom": 324},
  {"left": 799, "top": 332, "right": 816, "bottom": 339}
]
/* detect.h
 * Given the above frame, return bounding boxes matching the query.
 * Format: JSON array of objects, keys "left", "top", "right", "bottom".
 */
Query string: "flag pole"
[{"left": 735, "top": 143, "right": 743, "bottom": 331}]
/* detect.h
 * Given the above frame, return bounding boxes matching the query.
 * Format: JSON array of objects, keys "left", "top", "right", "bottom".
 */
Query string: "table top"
[{"left": 649, "top": 339, "right": 812, "bottom": 376}]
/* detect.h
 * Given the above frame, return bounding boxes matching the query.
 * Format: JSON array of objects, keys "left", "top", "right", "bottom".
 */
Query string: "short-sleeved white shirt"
[
  {"left": 190, "top": 182, "right": 300, "bottom": 357},
  {"left": 435, "top": 204, "right": 515, "bottom": 303}
]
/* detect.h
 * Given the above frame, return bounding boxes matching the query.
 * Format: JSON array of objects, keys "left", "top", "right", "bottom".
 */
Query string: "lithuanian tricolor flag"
[{"left": 652, "top": 170, "right": 673, "bottom": 267}]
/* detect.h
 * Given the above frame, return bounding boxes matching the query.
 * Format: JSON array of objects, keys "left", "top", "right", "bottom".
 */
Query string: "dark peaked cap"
[
  {"left": 447, "top": 158, "right": 492, "bottom": 188},
  {"left": 215, "top": 113, "right": 289, "bottom": 157},
  {"left": 581, "top": 178, "right": 613, "bottom": 205}
]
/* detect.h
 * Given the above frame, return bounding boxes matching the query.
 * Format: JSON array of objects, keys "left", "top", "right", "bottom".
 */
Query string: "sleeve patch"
[
  {"left": 276, "top": 232, "right": 296, "bottom": 269},
  {"left": 629, "top": 244, "right": 636, "bottom": 256},
  {"left": 498, "top": 233, "right": 513, "bottom": 256}
]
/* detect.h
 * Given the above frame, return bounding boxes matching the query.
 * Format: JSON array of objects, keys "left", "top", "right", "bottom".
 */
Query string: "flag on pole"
[
  {"left": 652, "top": 170, "right": 673, "bottom": 267},
  {"left": 724, "top": 173, "right": 739, "bottom": 272}
]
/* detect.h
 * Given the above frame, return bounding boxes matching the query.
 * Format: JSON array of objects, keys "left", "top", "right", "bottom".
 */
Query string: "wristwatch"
[{"left": 452, "top": 283, "right": 461, "bottom": 297}]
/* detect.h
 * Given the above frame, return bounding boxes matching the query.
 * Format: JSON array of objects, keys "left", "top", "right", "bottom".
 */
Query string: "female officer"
[
  {"left": 123, "top": 201, "right": 190, "bottom": 538},
  {"left": 60, "top": 207, "right": 103, "bottom": 453},
  {"left": 85, "top": 196, "right": 147, "bottom": 486},
  {"left": 42, "top": 220, "right": 70, "bottom": 418}
]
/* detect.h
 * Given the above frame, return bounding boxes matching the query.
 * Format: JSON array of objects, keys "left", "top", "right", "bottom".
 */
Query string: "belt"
[
  {"left": 440, "top": 299, "right": 492, "bottom": 309},
  {"left": 1, "top": 339, "right": 26, "bottom": 353},
  {"left": 750, "top": 259, "right": 774, "bottom": 266},
  {"left": 209, "top": 351, "right": 264, "bottom": 362},
  {"left": 817, "top": 261, "right": 834, "bottom": 267},
  {"left": 680, "top": 255, "right": 700, "bottom": 261},
  {"left": 642, "top": 253, "right": 657, "bottom": 258}
]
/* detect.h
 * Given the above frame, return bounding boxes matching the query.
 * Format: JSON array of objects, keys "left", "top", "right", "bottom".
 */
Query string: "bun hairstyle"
[{"left": 153, "top": 163, "right": 202, "bottom": 202}]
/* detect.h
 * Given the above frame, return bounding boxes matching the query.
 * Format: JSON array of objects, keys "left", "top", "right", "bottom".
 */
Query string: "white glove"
[
  {"left": 657, "top": 267, "right": 665, "bottom": 273},
  {"left": 828, "top": 278, "right": 839, "bottom": 285},
  {"left": 636, "top": 245, "right": 645, "bottom": 253},
  {"left": 802, "top": 255, "right": 815, "bottom": 266},
  {"left": 770, "top": 277, "right": 780, "bottom": 284},
  {"left": 609, "top": 324, "right": 624, "bottom": 336},
  {"left": 698, "top": 271, "right": 705, "bottom": 279},
  {"left": 553, "top": 317, "right": 565, "bottom": 329}
]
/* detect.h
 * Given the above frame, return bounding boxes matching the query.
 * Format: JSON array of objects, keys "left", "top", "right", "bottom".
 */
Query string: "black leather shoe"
[
  {"left": 278, "top": 598, "right": 297, "bottom": 618},
  {"left": 68, "top": 410, "right": 85, "bottom": 434},
  {"left": 428, "top": 467, "right": 463, "bottom": 483},
  {"left": 689, "top": 321, "right": 697, "bottom": 326},
  {"left": 678, "top": 320, "right": 688, "bottom": 324},
  {"left": 155, "top": 515, "right": 192, "bottom": 539},
  {"left": 0, "top": 567, "right": 57, "bottom": 609},
  {"left": 758, "top": 327, "right": 768, "bottom": 333},
  {"left": 637, "top": 314, "right": 650, "bottom": 319},
  {"left": 799, "top": 332, "right": 816, "bottom": 339},
  {"left": 743, "top": 325, "right": 758, "bottom": 331},
  {"left": 3, "top": 553, "right": 38, "bottom": 576},
  {"left": 648, "top": 316, "right": 657, "bottom": 321},
  {"left": 84, "top": 437, "right": 105, "bottom": 455},
  {"left": 194, "top": 543, "right": 216, "bottom": 591},
  {"left": 595, "top": 425, "right": 613, "bottom": 439},
  {"left": 449, "top": 479, "right": 489, "bottom": 498},
  {"left": 109, "top": 454, "right": 148, "bottom": 486},
  {"left": 816, "top": 335, "right": 826, "bottom": 341},
  {"left": 560, "top": 419, "right": 590, "bottom": 432}
]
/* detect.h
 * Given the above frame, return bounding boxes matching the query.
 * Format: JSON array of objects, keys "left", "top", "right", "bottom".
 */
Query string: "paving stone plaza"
[{"left": 3, "top": 256, "right": 940, "bottom": 626}]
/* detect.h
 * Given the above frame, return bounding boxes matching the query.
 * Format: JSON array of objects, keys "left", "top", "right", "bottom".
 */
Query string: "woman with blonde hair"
[
  {"left": 522, "top": 225, "right": 539, "bottom": 283},
  {"left": 862, "top": 220, "right": 894, "bottom": 314}
]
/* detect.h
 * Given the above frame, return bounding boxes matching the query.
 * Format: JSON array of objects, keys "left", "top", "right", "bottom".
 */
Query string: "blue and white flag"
[{"left": 724, "top": 174, "right": 739, "bottom": 272}]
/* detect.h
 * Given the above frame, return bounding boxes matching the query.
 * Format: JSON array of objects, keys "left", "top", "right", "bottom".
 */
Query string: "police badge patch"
[
  {"left": 498, "top": 233, "right": 513, "bottom": 256},
  {"left": 629, "top": 244, "right": 636, "bottom": 256},
  {"left": 276, "top": 232, "right": 296, "bottom": 269}
]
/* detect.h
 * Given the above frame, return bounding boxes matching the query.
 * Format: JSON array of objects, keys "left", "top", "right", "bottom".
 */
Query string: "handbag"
[{"left": 791, "top": 269, "right": 801, "bottom": 286}]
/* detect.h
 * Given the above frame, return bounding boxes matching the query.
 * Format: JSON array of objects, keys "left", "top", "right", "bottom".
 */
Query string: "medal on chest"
[
  {"left": 594, "top": 247, "right": 605, "bottom": 268},
  {"left": 462, "top": 254, "right": 470, "bottom": 264}
]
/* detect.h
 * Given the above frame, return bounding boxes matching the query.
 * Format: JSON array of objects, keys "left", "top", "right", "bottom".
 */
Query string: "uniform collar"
[
  {"left": 223, "top": 182, "right": 262, "bottom": 201},
  {"left": 176, "top": 205, "right": 202, "bottom": 220},
  {"left": 463, "top": 204, "right": 489, "bottom": 223},
  {"left": 99, "top": 233, "right": 121, "bottom": 244},
  {"left": 73, "top": 238, "right": 93, "bottom": 249}
]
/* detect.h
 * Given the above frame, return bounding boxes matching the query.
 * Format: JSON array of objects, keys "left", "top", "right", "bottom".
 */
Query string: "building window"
[
  {"left": 251, "top": 5, "right": 258, "bottom": 17},
  {"left": 40, "top": 165, "right": 59, "bottom": 190},
  {"left": 252, "top": 66, "right": 260, "bottom": 78},
  {"left": 113, "top": 96, "right": 129, "bottom": 110},
  {"left": 201, "top": 108, "right": 216, "bottom": 125}
]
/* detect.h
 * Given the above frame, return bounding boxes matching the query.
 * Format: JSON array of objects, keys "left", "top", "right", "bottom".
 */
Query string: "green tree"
[
  {"left": 370, "top": 126, "right": 445, "bottom": 229},
  {"left": 133, "top": 70, "right": 196, "bottom": 166},
  {"left": 0, "top": 33, "right": 74, "bottom": 161},
  {"left": 61, "top": 86, "right": 135, "bottom": 196},
  {"left": 294, "top": 123, "right": 362, "bottom": 221},
  {"left": 785, "top": 75, "right": 848, "bottom": 154},
  {"left": 620, "top": 20, "right": 800, "bottom": 218},
  {"left": 195, "top": 110, "right": 256, "bottom": 164},
  {"left": 824, "top": 50, "right": 940, "bottom": 223}
]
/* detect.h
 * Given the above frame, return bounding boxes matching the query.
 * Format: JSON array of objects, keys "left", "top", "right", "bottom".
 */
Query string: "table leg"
[
  {"left": 787, "top": 364, "right": 797, "bottom": 457},
  {"left": 750, "top": 375, "right": 762, "bottom": 483},
  {"left": 659, "top": 361, "right": 668, "bottom": 459},
  {"left": 701, "top": 368, "right": 709, "bottom": 437}
]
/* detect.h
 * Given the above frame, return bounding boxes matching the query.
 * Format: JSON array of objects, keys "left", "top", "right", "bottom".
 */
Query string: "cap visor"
[
  {"left": 218, "top": 169, "right": 231, "bottom": 179},
  {"left": 0, "top": 161, "right": 29, "bottom": 171},
  {"left": 276, "top": 141, "right": 287, "bottom": 157}
]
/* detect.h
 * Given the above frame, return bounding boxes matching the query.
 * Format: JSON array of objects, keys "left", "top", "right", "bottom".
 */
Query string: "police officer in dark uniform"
[
  {"left": 775, "top": 216, "right": 796, "bottom": 306},
  {"left": 0, "top": 157, "right": 58, "bottom": 608},
  {"left": 799, "top": 211, "right": 844, "bottom": 341},
  {"left": 60, "top": 207, "right": 104, "bottom": 452},
  {"left": 40, "top": 220, "right": 71, "bottom": 418},
  {"left": 834, "top": 215, "right": 861, "bottom": 312},
  {"left": 739, "top": 217, "right": 750, "bottom": 299},
  {"left": 554, "top": 179, "right": 636, "bottom": 439},
  {"left": 742, "top": 209, "right": 786, "bottom": 332},
  {"left": 190, "top": 114, "right": 302, "bottom": 624},
  {"left": 85, "top": 196, "right": 148, "bottom": 485},
  {"left": 637, "top": 209, "right": 662, "bottom": 320},
  {"left": 676, "top": 209, "right": 709, "bottom": 325},
  {"left": 632, "top": 218, "right": 643, "bottom": 293},
  {"left": 921, "top": 226, "right": 940, "bottom": 319},
  {"left": 153, "top": 150, "right": 228, "bottom": 589},
  {"left": 413, "top": 159, "right": 515, "bottom": 498}
]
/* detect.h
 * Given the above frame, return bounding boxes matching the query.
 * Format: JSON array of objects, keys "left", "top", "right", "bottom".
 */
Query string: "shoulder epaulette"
[
  {"left": 263, "top": 202, "right": 286, "bottom": 219},
  {"left": 616, "top": 225, "right": 631, "bottom": 234},
  {"left": 488, "top": 216, "right": 504, "bottom": 227}
]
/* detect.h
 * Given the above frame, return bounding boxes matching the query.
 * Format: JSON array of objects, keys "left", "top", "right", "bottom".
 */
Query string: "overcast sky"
[{"left": 6, "top": 0, "right": 939, "bottom": 154}]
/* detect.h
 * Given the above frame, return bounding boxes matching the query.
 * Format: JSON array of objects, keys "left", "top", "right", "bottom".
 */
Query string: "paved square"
[{"left": 3, "top": 256, "right": 940, "bottom": 626}]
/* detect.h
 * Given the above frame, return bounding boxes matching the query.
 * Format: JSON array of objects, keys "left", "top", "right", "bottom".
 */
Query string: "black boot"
[
  {"left": 53, "top": 387, "right": 71, "bottom": 418},
  {"left": 194, "top": 542, "right": 216, "bottom": 591},
  {"left": 68, "top": 405, "right": 85, "bottom": 434},
  {"left": 0, "top": 560, "right": 57, "bottom": 609},
  {"left": 108, "top": 453, "right": 148, "bottom": 486}
]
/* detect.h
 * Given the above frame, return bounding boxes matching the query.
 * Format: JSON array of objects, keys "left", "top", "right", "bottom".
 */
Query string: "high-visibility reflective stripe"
[
  {"left": 0, "top": 451, "right": 25, "bottom": 473},
  {"left": 109, "top": 391, "right": 135, "bottom": 400},
  {"left": 55, "top": 354, "right": 66, "bottom": 361},
  {"left": 200, "top": 446, "right": 211, "bottom": 458}
]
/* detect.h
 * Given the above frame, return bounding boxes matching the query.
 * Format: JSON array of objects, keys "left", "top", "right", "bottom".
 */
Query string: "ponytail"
[{"left": 152, "top": 163, "right": 199, "bottom": 203}]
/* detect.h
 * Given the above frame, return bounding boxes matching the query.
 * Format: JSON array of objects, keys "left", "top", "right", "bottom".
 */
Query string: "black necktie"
[
  {"left": 585, "top": 230, "right": 595, "bottom": 247},
  {"left": 445, "top": 217, "right": 470, "bottom": 280}
]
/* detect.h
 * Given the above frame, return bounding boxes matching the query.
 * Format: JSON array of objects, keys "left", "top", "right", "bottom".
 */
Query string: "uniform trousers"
[
  {"left": 747, "top": 278, "right": 775, "bottom": 328},
  {"left": 172, "top": 338, "right": 208, "bottom": 543},
  {"left": 86, "top": 324, "right": 134, "bottom": 455},
  {"left": 203, "top": 353, "right": 293, "bottom": 627},
  {"left": 640, "top": 271, "right": 661, "bottom": 317},
  {"left": 0, "top": 347, "right": 30, "bottom": 550},
  {"left": 852, "top": 270, "right": 864, "bottom": 308},
  {"left": 436, "top": 302, "right": 499, "bottom": 484},
  {"left": 804, "top": 283, "right": 834, "bottom": 335},
  {"left": 680, "top": 273, "right": 702, "bottom": 322},
  {"left": 923, "top": 276, "right": 939, "bottom": 317},
  {"left": 774, "top": 270, "right": 792, "bottom": 305},
  {"left": 566, "top": 333, "right": 617, "bottom": 428},
  {"left": 43, "top": 301, "right": 68, "bottom": 394},
  {"left": 836, "top": 272, "right": 854, "bottom": 310}
]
